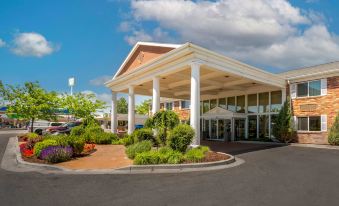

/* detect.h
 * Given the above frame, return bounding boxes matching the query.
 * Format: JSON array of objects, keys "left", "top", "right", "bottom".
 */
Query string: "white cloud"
[
  {"left": 125, "top": 0, "right": 339, "bottom": 69},
  {"left": 89, "top": 75, "right": 113, "bottom": 86},
  {"left": 0, "top": 38, "right": 6, "bottom": 47},
  {"left": 11, "top": 32, "right": 59, "bottom": 57}
]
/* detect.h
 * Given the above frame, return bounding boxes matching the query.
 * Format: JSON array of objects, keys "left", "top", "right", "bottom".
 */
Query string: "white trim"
[
  {"left": 321, "top": 115, "right": 327, "bottom": 132},
  {"left": 106, "top": 43, "right": 286, "bottom": 91},
  {"left": 321, "top": 78, "right": 327, "bottom": 96}
]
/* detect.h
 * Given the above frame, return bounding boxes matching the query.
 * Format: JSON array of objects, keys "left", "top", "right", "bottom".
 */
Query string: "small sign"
[
  {"left": 300, "top": 104, "right": 317, "bottom": 112},
  {"left": 68, "top": 77, "right": 75, "bottom": 86}
]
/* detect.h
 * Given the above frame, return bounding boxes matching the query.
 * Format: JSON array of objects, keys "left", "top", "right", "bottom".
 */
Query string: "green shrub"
[
  {"left": 126, "top": 140, "right": 152, "bottom": 159},
  {"left": 33, "top": 139, "right": 59, "bottom": 157},
  {"left": 90, "top": 132, "right": 118, "bottom": 144},
  {"left": 131, "top": 128, "right": 156, "bottom": 145},
  {"left": 158, "top": 148, "right": 184, "bottom": 164},
  {"left": 134, "top": 151, "right": 160, "bottom": 165},
  {"left": 329, "top": 113, "right": 339, "bottom": 145},
  {"left": 44, "top": 134, "right": 69, "bottom": 146},
  {"left": 185, "top": 146, "right": 210, "bottom": 162},
  {"left": 67, "top": 135, "right": 85, "bottom": 155},
  {"left": 133, "top": 149, "right": 184, "bottom": 165},
  {"left": 70, "top": 125, "right": 86, "bottom": 136},
  {"left": 167, "top": 124, "right": 195, "bottom": 152},
  {"left": 44, "top": 134, "right": 85, "bottom": 155},
  {"left": 81, "top": 125, "right": 105, "bottom": 143},
  {"left": 119, "top": 134, "right": 134, "bottom": 146},
  {"left": 27, "top": 132, "right": 39, "bottom": 139},
  {"left": 167, "top": 151, "right": 184, "bottom": 164},
  {"left": 156, "top": 128, "right": 167, "bottom": 146}
]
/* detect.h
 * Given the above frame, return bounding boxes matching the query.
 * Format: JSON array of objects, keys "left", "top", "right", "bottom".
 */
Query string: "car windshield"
[{"left": 50, "top": 123, "right": 62, "bottom": 126}]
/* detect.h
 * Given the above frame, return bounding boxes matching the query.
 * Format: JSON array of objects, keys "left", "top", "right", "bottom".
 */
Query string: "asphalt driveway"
[{"left": 1, "top": 131, "right": 339, "bottom": 206}]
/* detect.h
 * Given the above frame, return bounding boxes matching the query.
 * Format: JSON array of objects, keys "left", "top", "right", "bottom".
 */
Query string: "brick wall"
[{"left": 291, "top": 76, "right": 339, "bottom": 144}]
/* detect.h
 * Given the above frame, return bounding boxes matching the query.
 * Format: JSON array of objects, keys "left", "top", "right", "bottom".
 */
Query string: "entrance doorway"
[{"left": 202, "top": 118, "right": 232, "bottom": 141}]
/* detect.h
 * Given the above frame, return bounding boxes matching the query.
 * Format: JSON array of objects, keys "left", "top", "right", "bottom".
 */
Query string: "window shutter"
[
  {"left": 293, "top": 116, "right": 298, "bottom": 130},
  {"left": 321, "top": 78, "right": 327, "bottom": 96},
  {"left": 290, "top": 84, "right": 297, "bottom": 99},
  {"left": 321, "top": 115, "right": 327, "bottom": 132}
]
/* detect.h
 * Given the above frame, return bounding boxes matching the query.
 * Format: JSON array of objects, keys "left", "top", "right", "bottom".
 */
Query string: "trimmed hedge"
[{"left": 167, "top": 124, "right": 195, "bottom": 152}]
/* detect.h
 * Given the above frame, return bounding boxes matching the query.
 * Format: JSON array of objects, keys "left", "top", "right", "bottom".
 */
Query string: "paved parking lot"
[{"left": 1, "top": 131, "right": 339, "bottom": 206}]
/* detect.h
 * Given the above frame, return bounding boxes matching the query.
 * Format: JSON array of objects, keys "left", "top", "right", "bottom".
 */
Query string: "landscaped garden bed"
[
  {"left": 17, "top": 111, "right": 231, "bottom": 168},
  {"left": 17, "top": 124, "right": 119, "bottom": 165}
]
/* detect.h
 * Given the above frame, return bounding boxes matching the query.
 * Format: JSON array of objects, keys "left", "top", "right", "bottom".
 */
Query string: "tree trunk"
[{"left": 30, "top": 118, "right": 34, "bottom": 133}]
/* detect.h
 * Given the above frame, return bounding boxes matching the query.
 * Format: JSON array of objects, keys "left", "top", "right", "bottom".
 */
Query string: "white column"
[
  {"left": 128, "top": 86, "right": 135, "bottom": 134},
  {"left": 190, "top": 61, "right": 202, "bottom": 145},
  {"left": 281, "top": 88, "right": 287, "bottom": 104},
  {"left": 111, "top": 91, "right": 118, "bottom": 134},
  {"left": 152, "top": 76, "right": 160, "bottom": 115}
]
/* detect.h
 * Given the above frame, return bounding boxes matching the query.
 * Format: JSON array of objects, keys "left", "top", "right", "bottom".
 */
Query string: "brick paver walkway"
[{"left": 57, "top": 145, "right": 133, "bottom": 170}]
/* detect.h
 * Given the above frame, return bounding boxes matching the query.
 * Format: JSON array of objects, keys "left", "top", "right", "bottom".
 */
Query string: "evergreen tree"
[
  {"left": 328, "top": 113, "right": 339, "bottom": 145},
  {"left": 272, "top": 97, "right": 295, "bottom": 143}
]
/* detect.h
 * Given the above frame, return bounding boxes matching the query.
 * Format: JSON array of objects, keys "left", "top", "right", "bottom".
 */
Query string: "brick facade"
[{"left": 291, "top": 76, "right": 339, "bottom": 144}]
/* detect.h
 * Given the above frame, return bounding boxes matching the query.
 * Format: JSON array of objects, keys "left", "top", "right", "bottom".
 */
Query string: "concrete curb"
[
  {"left": 4, "top": 137, "right": 240, "bottom": 174},
  {"left": 290, "top": 143, "right": 339, "bottom": 150},
  {"left": 236, "top": 140, "right": 288, "bottom": 145}
]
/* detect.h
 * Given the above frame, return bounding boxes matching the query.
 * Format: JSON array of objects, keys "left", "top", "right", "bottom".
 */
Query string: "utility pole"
[{"left": 68, "top": 77, "right": 75, "bottom": 96}]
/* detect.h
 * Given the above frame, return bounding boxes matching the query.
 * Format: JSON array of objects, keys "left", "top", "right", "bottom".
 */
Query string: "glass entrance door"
[
  {"left": 218, "top": 119, "right": 232, "bottom": 141},
  {"left": 202, "top": 118, "right": 232, "bottom": 141},
  {"left": 234, "top": 118, "right": 245, "bottom": 140}
]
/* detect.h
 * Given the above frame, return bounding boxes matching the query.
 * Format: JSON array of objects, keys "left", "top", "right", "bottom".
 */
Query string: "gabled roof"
[
  {"left": 112, "top": 42, "right": 182, "bottom": 79},
  {"left": 201, "top": 106, "right": 246, "bottom": 119},
  {"left": 278, "top": 61, "right": 339, "bottom": 80}
]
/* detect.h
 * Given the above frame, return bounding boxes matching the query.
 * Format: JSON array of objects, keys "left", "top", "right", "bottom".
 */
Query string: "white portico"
[{"left": 105, "top": 42, "right": 286, "bottom": 145}]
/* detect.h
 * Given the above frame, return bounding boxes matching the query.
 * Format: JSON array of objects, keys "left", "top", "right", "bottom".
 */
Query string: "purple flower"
[{"left": 40, "top": 146, "right": 73, "bottom": 163}]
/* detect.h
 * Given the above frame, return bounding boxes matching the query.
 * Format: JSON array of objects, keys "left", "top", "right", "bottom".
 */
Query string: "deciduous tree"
[{"left": 0, "top": 81, "right": 59, "bottom": 132}]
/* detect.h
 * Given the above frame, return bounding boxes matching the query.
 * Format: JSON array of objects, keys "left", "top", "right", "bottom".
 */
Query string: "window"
[
  {"left": 297, "top": 83, "right": 308, "bottom": 97},
  {"left": 309, "top": 80, "right": 321, "bottom": 96},
  {"left": 247, "top": 94, "right": 257, "bottom": 113},
  {"left": 165, "top": 102, "right": 173, "bottom": 110},
  {"left": 309, "top": 116, "right": 321, "bottom": 131},
  {"left": 218, "top": 98, "right": 226, "bottom": 109},
  {"left": 298, "top": 117, "right": 308, "bottom": 131},
  {"left": 259, "top": 92, "right": 269, "bottom": 113},
  {"left": 297, "top": 80, "right": 321, "bottom": 97},
  {"left": 236, "top": 95, "right": 245, "bottom": 113},
  {"left": 297, "top": 116, "right": 321, "bottom": 131},
  {"left": 271, "top": 91, "right": 282, "bottom": 112},
  {"left": 203, "top": 100, "right": 209, "bottom": 113},
  {"left": 181, "top": 100, "right": 190, "bottom": 109},
  {"left": 227, "top": 97, "right": 236, "bottom": 112},
  {"left": 210, "top": 99, "right": 217, "bottom": 110}
]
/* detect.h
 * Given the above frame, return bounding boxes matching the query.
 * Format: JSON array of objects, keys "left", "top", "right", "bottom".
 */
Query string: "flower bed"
[{"left": 17, "top": 124, "right": 116, "bottom": 164}]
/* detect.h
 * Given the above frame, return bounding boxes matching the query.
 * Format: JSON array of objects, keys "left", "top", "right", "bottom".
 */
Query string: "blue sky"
[{"left": 1, "top": 0, "right": 339, "bottom": 105}]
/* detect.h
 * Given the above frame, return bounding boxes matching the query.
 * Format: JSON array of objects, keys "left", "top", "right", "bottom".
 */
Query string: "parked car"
[
  {"left": 27, "top": 121, "right": 65, "bottom": 135},
  {"left": 27, "top": 120, "right": 50, "bottom": 134},
  {"left": 46, "top": 121, "right": 82, "bottom": 134}
]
